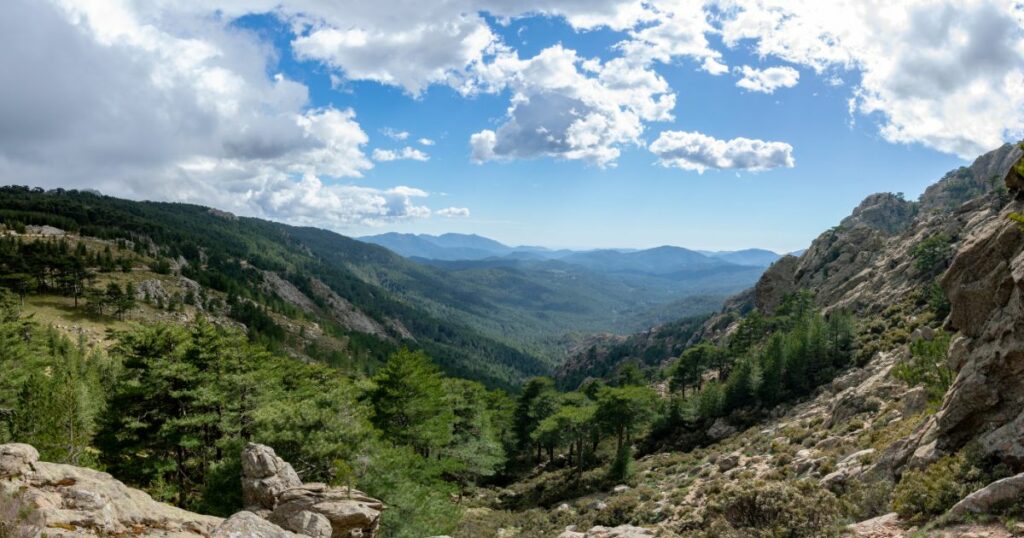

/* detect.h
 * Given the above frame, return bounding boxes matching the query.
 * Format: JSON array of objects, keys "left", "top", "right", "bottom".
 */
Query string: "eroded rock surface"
[{"left": 0, "top": 443, "right": 382, "bottom": 538}]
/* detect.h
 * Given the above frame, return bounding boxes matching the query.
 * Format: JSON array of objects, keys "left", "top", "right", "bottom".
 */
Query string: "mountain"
[
  {"left": 358, "top": 232, "right": 513, "bottom": 260},
  {"left": 475, "top": 143, "right": 1024, "bottom": 537},
  {"left": 700, "top": 248, "right": 782, "bottom": 267},
  {"left": 558, "top": 245, "right": 727, "bottom": 274}
]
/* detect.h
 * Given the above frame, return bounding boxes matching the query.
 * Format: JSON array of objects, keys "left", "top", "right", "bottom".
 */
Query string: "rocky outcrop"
[
  {"left": 901, "top": 199, "right": 1024, "bottom": 466},
  {"left": 753, "top": 255, "right": 799, "bottom": 314},
  {"left": 0, "top": 443, "right": 222, "bottom": 537},
  {"left": 948, "top": 473, "right": 1024, "bottom": 519},
  {"left": 241, "top": 443, "right": 383, "bottom": 538},
  {"left": 558, "top": 525, "right": 655, "bottom": 538},
  {"left": 0, "top": 443, "right": 383, "bottom": 538},
  {"left": 839, "top": 192, "right": 916, "bottom": 235}
]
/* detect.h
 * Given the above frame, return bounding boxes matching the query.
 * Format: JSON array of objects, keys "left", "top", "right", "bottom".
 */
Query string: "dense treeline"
[
  {"left": 0, "top": 289, "right": 511, "bottom": 536},
  {"left": 0, "top": 186, "right": 547, "bottom": 388},
  {"left": 650, "top": 292, "right": 855, "bottom": 445}
]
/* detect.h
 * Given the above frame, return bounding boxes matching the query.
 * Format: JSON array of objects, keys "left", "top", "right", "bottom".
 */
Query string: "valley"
[{"left": 1, "top": 143, "right": 1024, "bottom": 538}]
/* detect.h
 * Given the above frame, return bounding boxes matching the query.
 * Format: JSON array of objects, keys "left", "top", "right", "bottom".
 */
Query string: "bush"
[
  {"left": 707, "top": 479, "right": 840, "bottom": 537},
  {"left": 891, "top": 331, "right": 953, "bottom": 404},
  {"left": 606, "top": 443, "right": 635, "bottom": 483},
  {"left": 911, "top": 234, "right": 952, "bottom": 276},
  {"left": 892, "top": 454, "right": 972, "bottom": 523}
]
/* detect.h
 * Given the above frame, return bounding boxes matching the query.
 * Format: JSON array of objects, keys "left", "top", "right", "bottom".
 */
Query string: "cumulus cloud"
[
  {"left": 717, "top": 0, "right": 1024, "bottom": 157},
  {"left": 436, "top": 207, "right": 471, "bottom": 218},
  {"left": 735, "top": 65, "right": 800, "bottom": 93},
  {"left": 0, "top": 0, "right": 438, "bottom": 229},
  {"left": 467, "top": 45, "right": 675, "bottom": 166},
  {"left": 650, "top": 131, "right": 795, "bottom": 172},
  {"left": 372, "top": 147, "right": 430, "bottom": 162},
  {"left": 418, "top": 138, "right": 436, "bottom": 146},
  {"left": 382, "top": 128, "right": 410, "bottom": 141}
]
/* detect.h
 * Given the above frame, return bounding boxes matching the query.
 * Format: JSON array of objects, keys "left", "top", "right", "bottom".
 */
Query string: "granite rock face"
[
  {"left": 0, "top": 443, "right": 383, "bottom": 538},
  {"left": 242, "top": 443, "right": 383, "bottom": 538}
]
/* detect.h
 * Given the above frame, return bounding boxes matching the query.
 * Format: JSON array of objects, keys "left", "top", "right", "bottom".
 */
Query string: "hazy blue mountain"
[
  {"left": 701, "top": 248, "right": 782, "bottom": 267},
  {"left": 360, "top": 232, "right": 512, "bottom": 260},
  {"left": 559, "top": 246, "right": 729, "bottom": 275}
]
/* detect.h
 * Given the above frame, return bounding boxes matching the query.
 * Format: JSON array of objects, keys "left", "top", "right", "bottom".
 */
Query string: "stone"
[
  {"left": 948, "top": 473, "right": 1024, "bottom": 519},
  {"left": 213, "top": 511, "right": 299, "bottom": 538},
  {"left": 0, "top": 444, "right": 223, "bottom": 536},
  {"left": 0, "top": 443, "right": 38, "bottom": 478},
  {"left": 561, "top": 525, "right": 655, "bottom": 538},
  {"left": 242, "top": 443, "right": 303, "bottom": 511},
  {"left": 707, "top": 418, "right": 737, "bottom": 441},
  {"left": 612, "top": 484, "right": 630, "bottom": 493},
  {"left": 717, "top": 453, "right": 741, "bottom": 472},
  {"left": 899, "top": 387, "right": 929, "bottom": 417}
]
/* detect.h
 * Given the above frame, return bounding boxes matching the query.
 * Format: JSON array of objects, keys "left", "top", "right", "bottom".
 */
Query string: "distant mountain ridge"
[{"left": 359, "top": 232, "right": 782, "bottom": 269}]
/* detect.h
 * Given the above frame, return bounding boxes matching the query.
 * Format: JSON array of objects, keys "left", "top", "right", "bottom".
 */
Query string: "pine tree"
[{"left": 368, "top": 349, "right": 453, "bottom": 457}]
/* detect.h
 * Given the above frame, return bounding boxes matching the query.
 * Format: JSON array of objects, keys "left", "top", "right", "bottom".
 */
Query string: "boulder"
[
  {"left": 717, "top": 453, "right": 741, "bottom": 473},
  {"left": 242, "top": 443, "right": 303, "bottom": 511},
  {"left": 560, "top": 525, "right": 655, "bottom": 538},
  {"left": 241, "top": 444, "right": 383, "bottom": 538},
  {"left": 948, "top": 473, "right": 1024, "bottom": 519},
  {"left": 213, "top": 511, "right": 299, "bottom": 538},
  {"left": 0, "top": 443, "right": 223, "bottom": 537},
  {"left": 0, "top": 443, "right": 38, "bottom": 478},
  {"left": 707, "top": 418, "right": 737, "bottom": 441}
]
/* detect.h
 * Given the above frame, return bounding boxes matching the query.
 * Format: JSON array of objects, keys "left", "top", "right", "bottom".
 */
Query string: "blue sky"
[{"left": 2, "top": 1, "right": 1020, "bottom": 252}]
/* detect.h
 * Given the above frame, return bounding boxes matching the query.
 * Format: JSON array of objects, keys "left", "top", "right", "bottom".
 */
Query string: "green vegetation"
[
  {"left": 704, "top": 479, "right": 840, "bottom": 537},
  {"left": 656, "top": 292, "right": 855, "bottom": 441},
  {"left": 912, "top": 233, "right": 953, "bottom": 277},
  {"left": 0, "top": 290, "right": 513, "bottom": 537},
  {"left": 893, "top": 449, "right": 1009, "bottom": 524},
  {"left": 892, "top": 331, "right": 954, "bottom": 404}
]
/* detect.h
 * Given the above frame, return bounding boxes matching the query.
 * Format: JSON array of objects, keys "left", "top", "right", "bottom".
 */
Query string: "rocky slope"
[
  {"left": 0, "top": 443, "right": 381, "bottom": 538},
  {"left": 467, "top": 143, "right": 1024, "bottom": 537}
]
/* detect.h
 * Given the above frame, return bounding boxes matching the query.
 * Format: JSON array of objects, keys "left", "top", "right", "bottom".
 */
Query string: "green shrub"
[
  {"left": 892, "top": 454, "right": 972, "bottom": 523},
  {"left": 707, "top": 479, "right": 840, "bottom": 537},
  {"left": 911, "top": 234, "right": 952, "bottom": 277},
  {"left": 891, "top": 331, "right": 953, "bottom": 403}
]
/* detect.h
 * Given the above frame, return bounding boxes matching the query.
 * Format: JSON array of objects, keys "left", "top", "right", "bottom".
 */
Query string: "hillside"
[
  {"left": 451, "top": 143, "right": 1024, "bottom": 537},
  {"left": 0, "top": 187, "right": 549, "bottom": 388}
]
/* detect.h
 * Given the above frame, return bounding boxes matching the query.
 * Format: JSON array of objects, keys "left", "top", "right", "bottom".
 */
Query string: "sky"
[{"left": 1, "top": 1, "right": 1023, "bottom": 252}]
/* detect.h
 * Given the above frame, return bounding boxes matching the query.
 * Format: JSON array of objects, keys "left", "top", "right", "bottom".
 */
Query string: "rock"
[
  {"left": 0, "top": 443, "right": 38, "bottom": 478},
  {"left": 242, "top": 443, "right": 303, "bottom": 511},
  {"left": 846, "top": 512, "right": 904, "bottom": 537},
  {"left": 909, "top": 326, "right": 935, "bottom": 343},
  {"left": 754, "top": 255, "right": 800, "bottom": 314},
  {"left": 840, "top": 448, "right": 876, "bottom": 467},
  {"left": 561, "top": 525, "right": 655, "bottom": 538},
  {"left": 899, "top": 387, "right": 929, "bottom": 417},
  {"left": 948, "top": 472, "right": 1024, "bottom": 519},
  {"left": 612, "top": 484, "right": 630, "bottom": 493},
  {"left": 717, "top": 453, "right": 741, "bottom": 472},
  {"left": 269, "top": 484, "right": 382, "bottom": 538},
  {"left": 213, "top": 511, "right": 299, "bottom": 538},
  {"left": 707, "top": 418, "right": 737, "bottom": 441},
  {"left": 0, "top": 443, "right": 223, "bottom": 536}
]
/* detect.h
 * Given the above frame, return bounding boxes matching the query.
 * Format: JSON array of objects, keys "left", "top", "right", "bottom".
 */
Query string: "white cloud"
[
  {"left": 467, "top": 45, "right": 674, "bottom": 166},
  {"left": 372, "top": 147, "right": 430, "bottom": 162},
  {"left": 650, "top": 131, "right": 795, "bottom": 172},
  {"left": 436, "top": 207, "right": 471, "bottom": 218},
  {"left": 0, "top": 0, "right": 437, "bottom": 229},
  {"left": 735, "top": 65, "right": 800, "bottom": 93},
  {"left": 717, "top": 0, "right": 1024, "bottom": 157},
  {"left": 616, "top": 0, "right": 726, "bottom": 74},
  {"left": 418, "top": 138, "right": 436, "bottom": 146},
  {"left": 382, "top": 128, "right": 410, "bottom": 141}
]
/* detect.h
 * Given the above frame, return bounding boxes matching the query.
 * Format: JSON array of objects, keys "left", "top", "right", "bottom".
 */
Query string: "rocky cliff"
[{"left": 0, "top": 443, "right": 381, "bottom": 538}]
